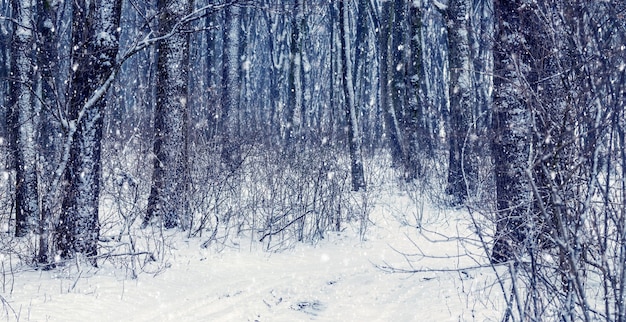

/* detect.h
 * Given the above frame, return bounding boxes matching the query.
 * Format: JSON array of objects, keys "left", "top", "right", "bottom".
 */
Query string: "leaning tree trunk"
[
  {"left": 144, "top": 0, "right": 191, "bottom": 229},
  {"left": 9, "top": 0, "right": 40, "bottom": 237},
  {"left": 57, "top": 0, "right": 122, "bottom": 263}
]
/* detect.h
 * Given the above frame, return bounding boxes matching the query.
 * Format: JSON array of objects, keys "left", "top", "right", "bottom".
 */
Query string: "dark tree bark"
[
  {"left": 203, "top": 2, "right": 222, "bottom": 141},
  {"left": 389, "top": 0, "right": 409, "bottom": 162},
  {"left": 490, "top": 0, "right": 533, "bottom": 263},
  {"left": 379, "top": 0, "right": 403, "bottom": 170},
  {"left": 36, "top": 0, "right": 63, "bottom": 265},
  {"left": 9, "top": 0, "right": 39, "bottom": 237},
  {"left": 285, "top": 0, "right": 305, "bottom": 148},
  {"left": 0, "top": 1, "right": 11, "bottom": 151},
  {"left": 403, "top": 1, "right": 424, "bottom": 180},
  {"left": 220, "top": 4, "right": 242, "bottom": 170},
  {"left": 446, "top": 0, "right": 477, "bottom": 204},
  {"left": 144, "top": 0, "right": 191, "bottom": 229},
  {"left": 379, "top": 0, "right": 423, "bottom": 181},
  {"left": 57, "top": 0, "right": 122, "bottom": 262},
  {"left": 339, "top": 0, "right": 365, "bottom": 191},
  {"left": 353, "top": 0, "right": 375, "bottom": 154}
]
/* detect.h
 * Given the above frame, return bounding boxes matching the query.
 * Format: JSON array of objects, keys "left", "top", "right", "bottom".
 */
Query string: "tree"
[
  {"left": 9, "top": 0, "right": 39, "bottom": 237},
  {"left": 378, "top": 0, "right": 403, "bottom": 171},
  {"left": 490, "top": 0, "right": 532, "bottom": 263},
  {"left": 219, "top": 3, "right": 242, "bottom": 169},
  {"left": 285, "top": 0, "right": 306, "bottom": 148},
  {"left": 403, "top": 1, "right": 425, "bottom": 180},
  {"left": 446, "top": 0, "right": 477, "bottom": 204},
  {"left": 57, "top": 0, "right": 123, "bottom": 262},
  {"left": 353, "top": 0, "right": 381, "bottom": 154},
  {"left": 339, "top": 0, "right": 365, "bottom": 191},
  {"left": 144, "top": 0, "right": 191, "bottom": 229},
  {"left": 35, "top": 0, "right": 64, "bottom": 266},
  {"left": 0, "top": 0, "right": 11, "bottom": 150},
  {"left": 379, "top": 0, "right": 423, "bottom": 180}
]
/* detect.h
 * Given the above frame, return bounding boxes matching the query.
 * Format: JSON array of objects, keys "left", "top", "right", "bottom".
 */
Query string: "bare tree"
[
  {"left": 9, "top": 0, "right": 39, "bottom": 237},
  {"left": 57, "top": 0, "right": 123, "bottom": 263},
  {"left": 144, "top": 0, "right": 191, "bottom": 229},
  {"left": 285, "top": 0, "right": 306, "bottom": 148},
  {"left": 339, "top": 0, "right": 365, "bottom": 191},
  {"left": 219, "top": 3, "right": 242, "bottom": 170},
  {"left": 446, "top": 0, "right": 477, "bottom": 205},
  {"left": 490, "top": 0, "right": 533, "bottom": 263}
]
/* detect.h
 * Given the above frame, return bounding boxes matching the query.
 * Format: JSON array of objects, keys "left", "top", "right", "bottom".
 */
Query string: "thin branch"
[
  {"left": 375, "top": 261, "right": 494, "bottom": 274},
  {"left": 259, "top": 210, "right": 313, "bottom": 242}
]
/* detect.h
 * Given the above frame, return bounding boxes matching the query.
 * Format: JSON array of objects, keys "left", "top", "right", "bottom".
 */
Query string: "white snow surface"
[{"left": 3, "top": 191, "right": 503, "bottom": 321}]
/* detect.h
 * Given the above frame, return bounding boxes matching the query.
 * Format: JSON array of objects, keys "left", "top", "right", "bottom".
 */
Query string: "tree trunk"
[
  {"left": 339, "top": 0, "right": 365, "bottom": 191},
  {"left": 379, "top": 0, "right": 404, "bottom": 169},
  {"left": 220, "top": 4, "right": 242, "bottom": 170},
  {"left": 9, "top": 0, "right": 39, "bottom": 237},
  {"left": 285, "top": 0, "right": 305, "bottom": 149},
  {"left": 36, "top": 0, "right": 62, "bottom": 266},
  {"left": 403, "top": 1, "right": 424, "bottom": 180},
  {"left": 57, "top": 0, "right": 122, "bottom": 263},
  {"left": 0, "top": 1, "right": 8, "bottom": 142},
  {"left": 446, "top": 0, "right": 476, "bottom": 204},
  {"left": 144, "top": 0, "right": 191, "bottom": 229},
  {"left": 490, "top": 0, "right": 532, "bottom": 263}
]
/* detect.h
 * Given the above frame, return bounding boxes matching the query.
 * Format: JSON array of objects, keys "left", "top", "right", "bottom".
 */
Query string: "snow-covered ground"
[{"left": 1, "top": 190, "right": 506, "bottom": 321}]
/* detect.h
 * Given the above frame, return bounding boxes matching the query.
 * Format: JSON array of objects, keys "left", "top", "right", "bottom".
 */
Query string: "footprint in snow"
[{"left": 290, "top": 300, "right": 326, "bottom": 316}]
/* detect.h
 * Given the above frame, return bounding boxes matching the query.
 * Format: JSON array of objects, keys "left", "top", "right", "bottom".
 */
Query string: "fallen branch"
[
  {"left": 259, "top": 210, "right": 313, "bottom": 242},
  {"left": 375, "top": 260, "right": 496, "bottom": 274}
]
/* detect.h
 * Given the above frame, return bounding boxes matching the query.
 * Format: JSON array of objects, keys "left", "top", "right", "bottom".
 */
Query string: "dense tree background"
[{"left": 1, "top": 0, "right": 625, "bottom": 319}]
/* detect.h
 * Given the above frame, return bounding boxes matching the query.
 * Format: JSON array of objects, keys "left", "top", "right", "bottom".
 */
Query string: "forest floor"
[{"left": 1, "top": 187, "right": 506, "bottom": 321}]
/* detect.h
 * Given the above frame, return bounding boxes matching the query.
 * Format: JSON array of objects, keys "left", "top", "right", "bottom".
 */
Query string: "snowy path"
[{"left": 3, "top": 194, "right": 502, "bottom": 321}]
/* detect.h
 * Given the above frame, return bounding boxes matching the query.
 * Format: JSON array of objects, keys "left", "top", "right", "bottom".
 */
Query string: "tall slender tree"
[
  {"left": 490, "top": 0, "right": 533, "bottom": 263},
  {"left": 403, "top": 0, "right": 424, "bottom": 180},
  {"left": 144, "top": 0, "right": 191, "bottom": 229},
  {"left": 9, "top": 0, "right": 39, "bottom": 237},
  {"left": 220, "top": 3, "right": 242, "bottom": 169},
  {"left": 339, "top": 0, "right": 365, "bottom": 191},
  {"left": 35, "top": 0, "right": 63, "bottom": 266},
  {"left": 353, "top": 0, "right": 378, "bottom": 154},
  {"left": 446, "top": 0, "right": 477, "bottom": 204},
  {"left": 285, "top": 0, "right": 305, "bottom": 148},
  {"left": 379, "top": 0, "right": 403, "bottom": 170},
  {"left": 0, "top": 0, "right": 11, "bottom": 146}
]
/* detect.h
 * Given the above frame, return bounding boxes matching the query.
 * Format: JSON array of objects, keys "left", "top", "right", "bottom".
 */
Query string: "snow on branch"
[
  {"left": 118, "top": 0, "right": 240, "bottom": 63},
  {"left": 46, "top": 1, "right": 241, "bottom": 206},
  {"left": 432, "top": 0, "right": 448, "bottom": 12}
]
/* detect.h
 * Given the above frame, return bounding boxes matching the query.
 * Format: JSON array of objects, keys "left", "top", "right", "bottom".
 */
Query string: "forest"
[{"left": 0, "top": 0, "right": 625, "bottom": 320}]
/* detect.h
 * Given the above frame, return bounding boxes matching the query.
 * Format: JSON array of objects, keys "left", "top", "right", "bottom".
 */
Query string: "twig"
[
  {"left": 259, "top": 210, "right": 313, "bottom": 242},
  {"left": 375, "top": 261, "right": 496, "bottom": 274}
]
